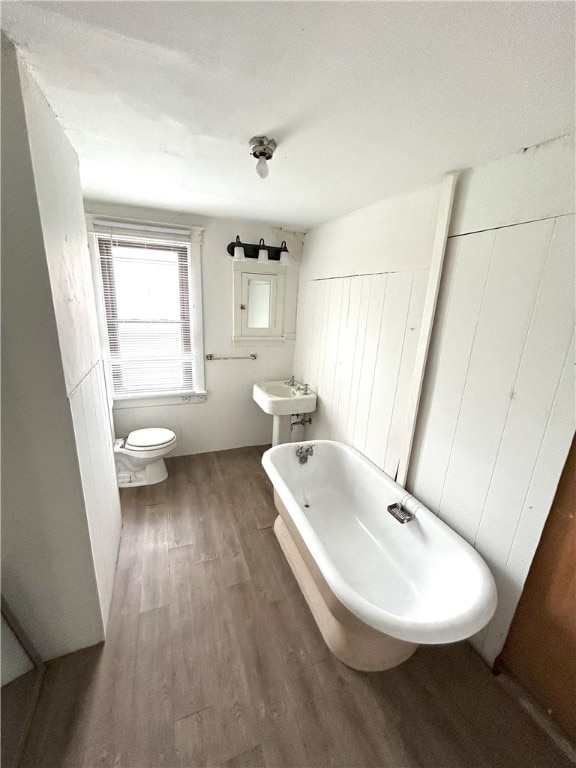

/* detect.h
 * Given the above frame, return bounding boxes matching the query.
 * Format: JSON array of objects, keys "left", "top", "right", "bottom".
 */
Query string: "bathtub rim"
[{"left": 262, "top": 439, "right": 498, "bottom": 644}]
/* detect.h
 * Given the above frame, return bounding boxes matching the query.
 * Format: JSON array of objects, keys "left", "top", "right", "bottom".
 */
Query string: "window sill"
[{"left": 113, "top": 392, "right": 207, "bottom": 409}]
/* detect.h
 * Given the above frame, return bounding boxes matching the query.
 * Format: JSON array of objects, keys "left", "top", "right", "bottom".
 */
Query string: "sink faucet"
[
  {"left": 296, "top": 383, "right": 311, "bottom": 394},
  {"left": 296, "top": 444, "right": 314, "bottom": 464},
  {"left": 285, "top": 375, "right": 297, "bottom": 386}
]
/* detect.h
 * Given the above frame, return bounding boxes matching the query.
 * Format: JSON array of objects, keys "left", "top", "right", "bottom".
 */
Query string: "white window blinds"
[{"left": 96, "top": 234, "right": 204, "bottom": 398}]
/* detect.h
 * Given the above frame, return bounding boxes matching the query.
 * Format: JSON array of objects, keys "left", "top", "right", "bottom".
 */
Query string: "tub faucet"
[
  {"left": 387, "top": 502, "right": 415, "bottom": 524},
  {"left": 296, "top": 444, "right": 314, "bottom": 464}
]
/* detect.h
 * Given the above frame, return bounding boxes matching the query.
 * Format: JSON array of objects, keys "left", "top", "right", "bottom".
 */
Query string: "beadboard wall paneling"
[
  {"left": 69, "top": 360, "right": 122, "bottom": 629},
  {"left": 481, "top": 334, "right": 574, "bottom": 662},
  {"left": 293, "top": 178, "right": 453, "bottom": 476},
  {"left": 294, "top": 270, "right": 427, "bottom": 474},
  {"left": 22, "top": 48, "right": 123, "bottom": 639},
  {"left": 3, "top": 42, "right": 110, "bottom": 659},
  {"left": 409, "top": 214, "right": 575, "bottom": 664}
]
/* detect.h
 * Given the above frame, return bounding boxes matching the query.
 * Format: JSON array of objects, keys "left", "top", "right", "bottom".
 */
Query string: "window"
[{"left": 94, "top": 224, "right": 204, "bottom": 399}]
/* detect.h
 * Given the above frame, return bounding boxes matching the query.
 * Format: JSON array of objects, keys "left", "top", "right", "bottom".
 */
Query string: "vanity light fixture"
[
  {"left": 226, "top": 236, "right": 288, "bottom": 260},
  {"left": 249, "top": 136, "right": 277, "bottom": 179}
]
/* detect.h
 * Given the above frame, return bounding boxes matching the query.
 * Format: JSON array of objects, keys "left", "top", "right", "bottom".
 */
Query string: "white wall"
[
  {"left": 449, "top": 135, "right": 575, "bottom": 236},
  {"left": 300, "top": 183, "right": 441, "bottom": 281},
  {"left": 84, "top": 202, "right": 301, "bottom": 454},
  {"left": 1, "top": 37, "right": 106, "bottom": 659},
  {"left": 19, "top": 59, "right": 101, "bottom": 393},
  {"left": 293, "top": 181, "right": 443, "bottom": 474},
  {"left": 20, "top": 47, "right": 122, "bottom": 632},
  {"left": 2, "top": 39, "right": 121, "bottom": 657},
  {"left": 1, "top": 618, "right": 33, "bottom": 687},
  {"left": 409, "top": 135, "right": 575, "bottom": 665},
  {"left": 69, "top": 361, "right": 122, "bottom": 627}
]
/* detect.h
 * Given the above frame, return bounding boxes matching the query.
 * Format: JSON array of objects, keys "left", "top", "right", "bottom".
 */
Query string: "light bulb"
[{"left": 256, "top": 154, "right": 269, "bottom": 179}]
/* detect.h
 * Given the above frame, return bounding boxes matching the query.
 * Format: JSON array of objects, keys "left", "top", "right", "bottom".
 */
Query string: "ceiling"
[{"left": 3, "top": 1, "right": 574, "bottom": 230}]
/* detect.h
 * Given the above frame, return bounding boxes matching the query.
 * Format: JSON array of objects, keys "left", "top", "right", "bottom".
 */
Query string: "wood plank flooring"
[
  {"left": 1, "top": 667, "right": 44, "bottom": 768},
  {"left": 19, "top": 446, "right": 574, "bottom": 767}
]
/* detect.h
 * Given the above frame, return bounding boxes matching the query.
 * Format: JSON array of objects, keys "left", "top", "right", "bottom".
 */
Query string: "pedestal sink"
[{"left": 253, "top": 380, "right": 317, "bottom": 446}]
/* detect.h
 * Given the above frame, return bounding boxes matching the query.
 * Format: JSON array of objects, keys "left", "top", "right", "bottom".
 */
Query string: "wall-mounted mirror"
[
  {"left": 246, "top": 277, "right": 272, "bottom": 329},
  {"left": 233, "top": 261, "right": 286, "bottom": 343},
  {"left": 242, "top": 273, "right": 279, "bottom": 335}
]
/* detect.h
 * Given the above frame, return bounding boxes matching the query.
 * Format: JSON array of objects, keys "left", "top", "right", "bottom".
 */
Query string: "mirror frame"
[{"left": 232, "top": 260, "right": 286, "bottom": 343}]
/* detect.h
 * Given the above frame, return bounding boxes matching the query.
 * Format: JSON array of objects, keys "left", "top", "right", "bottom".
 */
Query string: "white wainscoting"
[
  {"left": 69, "top": 360, "right": 122, "bottom": 629},
  {"left": 294, "top": 269, "right": 428, "bottom": 476},
  {"left": 409, "top": 214, "right": 575, "bottom": 664}
]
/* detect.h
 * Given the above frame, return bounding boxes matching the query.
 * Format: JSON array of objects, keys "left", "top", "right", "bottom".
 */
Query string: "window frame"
[{"left": 88, "top": 218, "right": 206, "bottom": 404}]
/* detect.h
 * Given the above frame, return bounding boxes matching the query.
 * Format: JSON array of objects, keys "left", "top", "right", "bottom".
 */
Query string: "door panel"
[{"left": 500, "top": 437, "right": 576, "bottom": 740}]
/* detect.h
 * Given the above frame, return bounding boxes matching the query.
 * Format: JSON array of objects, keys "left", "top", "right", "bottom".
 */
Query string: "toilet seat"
[{"left": 125, "top": 427, "right": 176, "bottom": 451}]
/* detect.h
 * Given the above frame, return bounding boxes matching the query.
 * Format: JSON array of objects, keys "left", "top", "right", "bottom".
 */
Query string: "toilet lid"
[{"left": 125, "top": 427, "right": 176, "bottom": 450}]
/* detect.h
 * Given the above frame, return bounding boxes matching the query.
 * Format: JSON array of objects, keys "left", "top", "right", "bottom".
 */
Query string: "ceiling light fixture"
[{"left": 250, "top": 136, "right": 277, "bottom": 179}]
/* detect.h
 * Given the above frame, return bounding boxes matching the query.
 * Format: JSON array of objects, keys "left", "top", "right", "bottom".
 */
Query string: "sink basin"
[
  {"left": 260, "top": 383, "right": 296, "bottom": 398},
  {"left": 253, "top": 380, "right": 317, "bottom": 416}
]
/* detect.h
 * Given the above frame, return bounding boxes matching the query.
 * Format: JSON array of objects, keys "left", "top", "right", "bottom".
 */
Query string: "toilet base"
[{"left": 116, "top": 458, "right": 168, "bottom": 488}]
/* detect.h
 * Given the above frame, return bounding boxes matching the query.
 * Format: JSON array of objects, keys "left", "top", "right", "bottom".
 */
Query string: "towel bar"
[{"left": 206, "top": 353, "right": 257, "bottom": 361}]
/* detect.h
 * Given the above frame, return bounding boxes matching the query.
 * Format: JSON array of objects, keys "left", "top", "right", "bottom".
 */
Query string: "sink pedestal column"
[{"left": 272, "top": 415, "right": 292, "bottom": 446}]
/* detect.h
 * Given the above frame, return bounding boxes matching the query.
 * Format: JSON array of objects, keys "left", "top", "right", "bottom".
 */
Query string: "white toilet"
[{"left": 113, "top": 427, "right": 177, "bottom": 488}]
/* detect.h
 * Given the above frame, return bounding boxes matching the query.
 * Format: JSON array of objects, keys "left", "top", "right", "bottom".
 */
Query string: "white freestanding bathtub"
[{"left": 262, "top": 440, "right": 497, "bottom": 671}]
